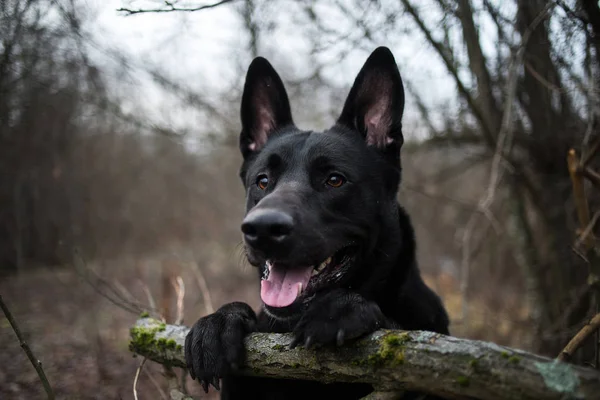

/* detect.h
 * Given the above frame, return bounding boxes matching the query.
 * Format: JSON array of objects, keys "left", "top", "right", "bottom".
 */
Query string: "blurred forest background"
[{"left": 2, "top": 0, "right": 600, "bottom": 398}]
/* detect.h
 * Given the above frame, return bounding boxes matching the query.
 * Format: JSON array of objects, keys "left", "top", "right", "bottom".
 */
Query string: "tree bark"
[
  {"left": 456, "top": 0, "right": 502, "bottom": 134},
  {"left": 130, "top": 318, "right": 600, "bottom": 400},
  {"left": 514, "top": 0, "right": 590, "bottom": 357}
]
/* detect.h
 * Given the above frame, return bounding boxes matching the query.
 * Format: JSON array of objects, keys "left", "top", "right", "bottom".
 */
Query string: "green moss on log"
[
  {"left": 356, "top": 332, "right": 411, "bottom": 367},
  {"left": 456, "top": 376, "right": 470, "bottom": 387},
  {"left": 129, "top": 318, "right": 176, "bottom": 358}
]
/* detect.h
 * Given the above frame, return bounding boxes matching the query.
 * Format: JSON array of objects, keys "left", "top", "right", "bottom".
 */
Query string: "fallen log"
[{"left": 129, "top": 318, "right": 600, "bottom": 400}]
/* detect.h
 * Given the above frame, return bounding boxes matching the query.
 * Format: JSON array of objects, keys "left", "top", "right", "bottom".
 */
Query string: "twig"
[
  {"left": 582, "top": 133, "right": 600, "bottom": 167},
  {"left": 143, "top": 367, "right": 168, "bottom": 400},
  {"left": 458, "top": 3, "right": 554, "bottom": 321},
  {"left": 400, "top": 0, "right": 495, "bottom": 145},
  {"left": 192, "top": 262, "right": 214, "bottom": 315},
  {"left": 555, "top": 0, "right": 590, "bottom": 27},
  {"left": 113, "top": 280, "right": 144, "bottom": 310},
  {"left": 580, "top": 165, "right": 600, "bottom": 190},
  {"left": 173, "top": 276, "right": 185, "bottom": 325},
  {"left": 140, "top": 280, "right": 158, "bottom": 315},
  {"left": 72, "top": 249, "right": 152, "bottom": 315},
  {"left": 117, "top": 0, "right": 236, "bottom": 15},
  {"left": 549, "top": 284, "right": 594, "bottom": 336},
  {"left": 574, "top": 211, "right": 600, "bottom": 255},
  {"left": 133, "top": 357, "right": 147, "bottom": 400},
  {"left": 402, "top": 183, "right": 502, "bottom": 232},
  {"left": 524, "top": 61, "right": 570, "bottom": 93},
  {"left": 0, "top": 295, "right": 55, "bottom": 400},
  {"left": 569, "top": 149, "right": 593, "bottom": 249},
  {"left": 558, "top": 313, "right": 600, "bottom": 361},
  {"left": 164, "top": 366, "right": 195, "bottom": 400}
]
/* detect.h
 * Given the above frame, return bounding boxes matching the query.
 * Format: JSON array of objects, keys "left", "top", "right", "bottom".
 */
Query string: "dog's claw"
[
  {"left": 304, "top": 335, "right": 314, "bottom": 349},
  {"left": 290, "top": 336, "right": 300, "bottom": 349},
  {"left": 336, "top": 329, "right": 345, "bottom": 346}
]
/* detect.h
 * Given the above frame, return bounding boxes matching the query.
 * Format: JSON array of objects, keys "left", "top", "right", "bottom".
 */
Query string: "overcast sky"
[{"left": 86, "top": 1, "right": 480, "bottom": 145}]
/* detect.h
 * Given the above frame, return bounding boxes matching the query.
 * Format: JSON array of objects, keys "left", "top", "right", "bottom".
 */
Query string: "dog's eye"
[
  {"left": 256, "top": 174, "right": 269, "bottom": 190},
  {"left": 326, "top": 173, "right": 346, "bottom": 188}
]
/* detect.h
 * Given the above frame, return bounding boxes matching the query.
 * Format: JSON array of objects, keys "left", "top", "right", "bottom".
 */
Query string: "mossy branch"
[{"left": 130, "top": 318, "right": 600, "bottom": 400}]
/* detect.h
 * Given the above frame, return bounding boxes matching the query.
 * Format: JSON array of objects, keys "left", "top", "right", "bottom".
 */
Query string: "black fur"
[{"left": 185, "top": 47, "right": 450, "bottom": 399}]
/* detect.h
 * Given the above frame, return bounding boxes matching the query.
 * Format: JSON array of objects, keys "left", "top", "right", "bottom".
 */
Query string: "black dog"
[{"left": 185, "top": 47, "right": 450, "bottom": 399}]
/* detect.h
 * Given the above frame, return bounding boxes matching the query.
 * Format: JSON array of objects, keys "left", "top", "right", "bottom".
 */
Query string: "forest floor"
[{"left": 0, "top": 253, "right": 530, "bottom": 399}]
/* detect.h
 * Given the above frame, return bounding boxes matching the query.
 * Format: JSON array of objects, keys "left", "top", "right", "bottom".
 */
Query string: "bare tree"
[{"left": 114, "top": 0, "right": 600, "bottom": 360}]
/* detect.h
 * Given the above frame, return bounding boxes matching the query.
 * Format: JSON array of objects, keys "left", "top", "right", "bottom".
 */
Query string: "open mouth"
[{"left": 260, "top": 245, "right": 356, "bottom": 308}]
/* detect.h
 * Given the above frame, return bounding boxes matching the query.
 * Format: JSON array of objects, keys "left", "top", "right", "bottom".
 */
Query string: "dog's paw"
[
  {"left": 184, "top": 302, "right": 256, "bottom": 392},
  {"left": 291, "top": 289, "right": 389, "bottom": 348}
]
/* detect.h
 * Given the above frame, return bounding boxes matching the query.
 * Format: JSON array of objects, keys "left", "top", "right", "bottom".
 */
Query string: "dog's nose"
[{"left": 241, "top": 209, "right": 294, "bottom": 248}]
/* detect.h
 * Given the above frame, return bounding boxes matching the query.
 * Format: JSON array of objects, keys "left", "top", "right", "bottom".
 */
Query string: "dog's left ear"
[{"left": 337, "top": 47, "right": 405, "bottom": 153}]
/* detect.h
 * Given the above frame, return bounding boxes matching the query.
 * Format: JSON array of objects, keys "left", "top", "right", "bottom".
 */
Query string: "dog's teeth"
[
  {"left": 311, "top": 257, "right": 333, "bottom": 278},
  {"left": 317, "top": 257, "right": 331, "bottom": 271},
  {"left": 266, "top": 260, "right": 273, "bottom": 271},
  {"left": 297, "top": 282, "right": 303, "bottom": 294}
]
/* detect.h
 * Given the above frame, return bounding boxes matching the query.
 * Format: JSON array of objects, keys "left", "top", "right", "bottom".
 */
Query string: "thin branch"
[
  {"left": 403, "top": 184, "right": 482, "bottom": 210},
  {"left": 143, "top": 367, "right": 168, "bottom": 400},
  {"left": 555, "top": 0, "right": 590, "bottom": 26},
  {"left": 456, "top": 0, "right": 502, "bottom": 134},
  {"left": 140, "top": 280, "right": 158, "bottom": 316},
  {"left": 558, "top": 314, "right": 600, "bottom": 361},
  {"left": 580, "top": 165, "right": 600, "bottom": 191},
  {"left": 430, "top": 152, "right": 489, "bottom": 184},
  {"left": 173, "top": 276, "right": 185, "bottom": 325},
  {"left": 582, "top": 133, "right": 600, "bottom": 167},
  {"left": 0, "top": 295, "right": 55, "bottom": 400},
  {"left": 524, "top": 61, "right": 569, "bottom": 93},
  {"left": 400, "top": 0, "right": 495, "bottom": 146},
  {"left": 164, "top": 366, "right": 195, "bottom": 400},
  {"left": 574, "top": 211, "right": 600, "bottom": 256},
  {"left": 403, "top": 78, "right": 440, "bottom": 137},
  {"left": 72, "top": 249, "right": 154, "bottom": 315},
  {"left": 582, "top": 34, "right": 597, "bottom": 149},
  {"left": 547, "top": 284, "right": 593, "bottom": 332},
  {"left": 133, "top": 357, "right": 147, "bottom": 400},
  {"left": 117, "top": 0, "right": 236, "bottom": 16},
  {"left": 568, "top": 149, "right": 593, "bottom": 250},
  {"left": 482, "top": 0, "right": 513, "bottom": 45},
  {"left": 192, "top": 262, "right": 214, "bottom": 315},
  {"left": 459, "top": 0, "right": 555, "bottom": 326}
]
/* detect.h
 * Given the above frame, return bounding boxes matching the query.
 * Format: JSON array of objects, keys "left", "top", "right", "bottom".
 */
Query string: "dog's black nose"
[{"left": 241, "top": 209, "right": 294, "bottom": 248}]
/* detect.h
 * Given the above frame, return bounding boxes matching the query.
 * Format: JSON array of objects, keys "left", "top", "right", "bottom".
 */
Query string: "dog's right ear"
[
  {"left": 239, "top": 57, "right": 294, "bottom": 159},
  {"left": 337, "top": 47, "right": 405, "bottom": 156}
]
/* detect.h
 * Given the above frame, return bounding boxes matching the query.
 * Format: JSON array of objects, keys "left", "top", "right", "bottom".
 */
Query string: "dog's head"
[{"left": 238, "top": 47, "right": 405, "bottom": 319}]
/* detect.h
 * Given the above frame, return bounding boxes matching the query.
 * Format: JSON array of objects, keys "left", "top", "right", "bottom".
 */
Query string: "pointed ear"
[
  {"left": 239, "top": 57, "right": 294, "bottom": 159},
  {"left": 337, "top": 47, "right": 405, "bottom": 151}
]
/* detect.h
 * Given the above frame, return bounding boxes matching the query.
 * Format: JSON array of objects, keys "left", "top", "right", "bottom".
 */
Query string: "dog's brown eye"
[
  {"left": 257, "top": 174, "right": 269, "bottom": 190},
  {"left": 326, "top": 174, "right": 346, "bottom": 188}
]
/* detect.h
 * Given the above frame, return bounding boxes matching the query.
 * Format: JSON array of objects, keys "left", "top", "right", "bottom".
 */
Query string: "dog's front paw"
[
  {"left": 291, "top": 289, "right": 389, "bottom": 348},
  {"left": 184, "top": 302, "right": 256, "bottom": 392}
]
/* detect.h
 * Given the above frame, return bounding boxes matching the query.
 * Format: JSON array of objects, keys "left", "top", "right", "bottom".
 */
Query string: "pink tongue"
[{"left": 261, "top": 264, "right": 313, "bottom": 308}]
